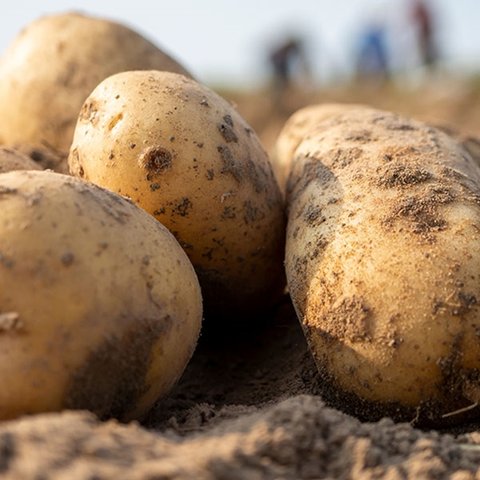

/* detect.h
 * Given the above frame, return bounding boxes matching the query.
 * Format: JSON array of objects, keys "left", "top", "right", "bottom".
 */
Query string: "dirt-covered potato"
[
  {"left": 436, "top": 125, "right": 480, "bottom": 169},
  {"left": 273, "top": 103, "right": 363, "bottom": 191},
  {"left": 285, "top": 105, "right": 480, "bottom": 423},
  {"left": 0, "top": 12, "right": 190, "bottom": 155},
  {"left": 0, "top": 147, "right": 41, "bottom": 173},
  {"left": 68, "top": 71, "right": 285, "bottom": 320},
  {"left": 11, "top": 143, "right": 68, "bottom": 173},
  {"left": 0, "top": 170, "right": 202, "bottom": 421}
]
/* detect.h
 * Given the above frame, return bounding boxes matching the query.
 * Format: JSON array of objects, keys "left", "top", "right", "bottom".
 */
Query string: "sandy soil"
[
  {"left": 0, "top": 298, "right": 479, "bottom": 479},
  {"left": 229, "top": 79, "right": 480, "bottom": 156},
  {"left": 2, "top": 82, "right": 480, "bottom": 479}
]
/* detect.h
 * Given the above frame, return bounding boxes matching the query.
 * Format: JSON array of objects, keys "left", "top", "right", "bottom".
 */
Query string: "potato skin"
[
  {"left": 273, "top": 103, "right": 363, "bottom": 191},
  {"left": 285, "top": 105, "right": 480, "bottom": 422},
  {"left": 0, "top": 147, "right": 41, "bottom": 173},
  {"left": 68, "top": 71, "right": 285, "bottom": 320},
  {"left": 0, "top": 170, "right": 202, "bottom": 421},
  {"left": 0, "top": 12, "right": 190, "bottom": 155},
  {"left": 275, "top": 104, "right": 480, "bottom": 195}
]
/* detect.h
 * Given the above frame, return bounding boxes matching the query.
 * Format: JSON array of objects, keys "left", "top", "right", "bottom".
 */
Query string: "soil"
[
  {"left": 2, "top": 82, "right": 480, "bottom": 479},
  {"left": 0, "top": 298, "right": 479, "bottom": 479}
]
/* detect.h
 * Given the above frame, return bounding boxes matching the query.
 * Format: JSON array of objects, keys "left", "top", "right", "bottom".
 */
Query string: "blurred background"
[{"left": 2, "top": 0, "right": 479, "bottom": 150}]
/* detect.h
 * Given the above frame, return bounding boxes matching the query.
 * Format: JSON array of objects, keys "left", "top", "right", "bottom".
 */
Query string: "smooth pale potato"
[
  {"left": 68, "top": 71, "right": 285, "bottom": 320},
  {"left": 0, "top": 12, "right": 190, "bottom": 155},
  {"left": 0, "top": 170, "right": 202, "bottom": 421},
  {"left": 285, "top": 105, "right": 480, "bottom": 423},
  {"left": 273, "top": 103, "right": 363, "bottom": 191},
  {"left": 0, "top": 147, "right": 41, "bottom": 173}
]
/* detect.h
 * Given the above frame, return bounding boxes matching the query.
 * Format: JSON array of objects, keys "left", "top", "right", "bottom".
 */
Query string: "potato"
[
  {"left": 0, "top": 12, "right": 190, "bottom": 156},
  {"left": 285, "top": 105, "right": 480, "bottom": 423},
  {"left": 461, "top": 135, "right": 480, "bottom": 167},
  {"left": 436, "top": 125, "right": 480, "bottom": 169},
  {"left": 68, "top": 71, "right": 285, "bottom": 320},
  {"left": 11, "top": 143, "right": 68, "bottom": 174},
  {"left": 273, "top": 103, "right": 363, "bottom": 191},
  {"left": 0, "top": 147, "right": 41, "bottom": 173},
  {"left": 0, "top": 170, "right": 202, "bottom": 421}
]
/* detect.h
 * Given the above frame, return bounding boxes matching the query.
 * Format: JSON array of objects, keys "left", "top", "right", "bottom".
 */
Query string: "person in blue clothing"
[{"left": 355, "top": 21, "right": 390, "bottom": 82}]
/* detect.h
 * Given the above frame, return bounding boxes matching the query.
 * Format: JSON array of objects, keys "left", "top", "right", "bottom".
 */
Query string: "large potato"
[
  {"left": 0, "top": 170, "right": 202, "bottom": 421},
  {"left": 0, "top": 12, "right": 190, "bottom": 156},
  {"left": 68, "top": 71, "right": 285, "bottom": 320},
  {"left": 285, "top": 105, "right": 480, "bottom": 423},
  {"left": 0, "top": 147, "right": 41, "bottom": 173}
]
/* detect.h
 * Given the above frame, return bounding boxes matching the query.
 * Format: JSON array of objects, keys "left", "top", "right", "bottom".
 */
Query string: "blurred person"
[
  {"left": 268, "top": 35, "right": 309, "bottom": 111},
  {"left": 355, "top": 21, "right": 390, "bottom": 83},
  {"left": 410, "top": 0, "right": 438, "bottom": 68}
]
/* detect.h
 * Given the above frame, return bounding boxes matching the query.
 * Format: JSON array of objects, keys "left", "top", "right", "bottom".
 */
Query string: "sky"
[{"left": 0, "top": 0, "right": 479, "bottom": 88}]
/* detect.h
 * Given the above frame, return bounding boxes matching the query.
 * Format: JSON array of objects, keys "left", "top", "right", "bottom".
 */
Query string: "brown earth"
[
  {"left": 1, "top": 298, "right": 480, "bottom": 479},
  {"left": 2, "top": 81, "right": 480, "bottom": 479}
]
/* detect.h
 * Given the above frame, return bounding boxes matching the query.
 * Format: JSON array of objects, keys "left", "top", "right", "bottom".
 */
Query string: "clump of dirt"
[
  {"left": 385, "top": 186, "right": 454, "bottom": 237},
  {"left": 376, "top": 163, "right": 432, "bottom": 188},
  {"left": 2, "top": 395, "right": 480, "bottom": 480},
  {"left": 314, "top": 295, "right": 372, "bottom": 343}
]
